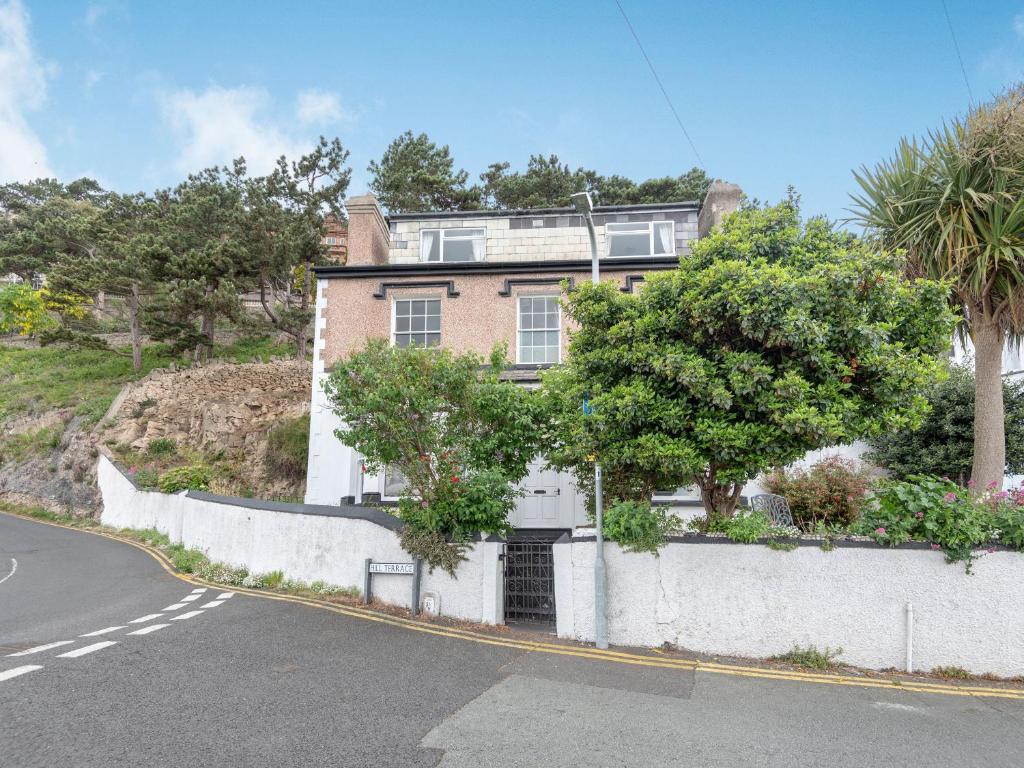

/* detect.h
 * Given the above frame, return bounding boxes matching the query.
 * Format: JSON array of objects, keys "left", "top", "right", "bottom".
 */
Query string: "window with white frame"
[
  {"left": 383, "top": 465, "right": 409, "bottom": 498},
  {"left": 606, "top": 221, "right": 675, "bottom": 257},
  {"left": 393, "top": 298, "right": 441, "bottom": 348},
  {"left": 517, "top": 295, "right": 560, "bottom": 364},
  {"left": 420, "top": 228, "right": 485, "bottom": 262}
]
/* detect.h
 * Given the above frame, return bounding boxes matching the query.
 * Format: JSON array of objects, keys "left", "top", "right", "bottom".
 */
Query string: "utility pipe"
[{"left": 905, "top": 602, "right": 914, "bottom": 673}]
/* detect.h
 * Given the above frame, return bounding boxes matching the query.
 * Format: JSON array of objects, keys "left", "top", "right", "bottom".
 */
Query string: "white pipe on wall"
[{"left": 905, "top": 602, "right": 914, "bottom": 673}]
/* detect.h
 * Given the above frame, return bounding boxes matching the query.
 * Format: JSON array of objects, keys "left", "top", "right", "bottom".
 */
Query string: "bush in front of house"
[
  {"left": 602, "top": 501, "right": 681, "bottom": 555},
  {"left": 864, "top": 366, "right": 1024, "bottom": 485},
  {"left": 158, "top": 464, "right": 212, "bottom": 493},
  {"left": 265, "top": 413, "right": 310, "bottom": 481},
  {"left": 765, "top": 456, "right": 872, "bottom": 532}
]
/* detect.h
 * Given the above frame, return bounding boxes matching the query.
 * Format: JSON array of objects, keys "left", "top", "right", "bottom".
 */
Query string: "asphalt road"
[{"left": 2, "top": 510, "right": 1023, "bottom": 767}]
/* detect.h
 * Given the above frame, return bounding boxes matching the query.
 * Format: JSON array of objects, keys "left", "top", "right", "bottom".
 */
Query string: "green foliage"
[
  {"left": 722, "top": 509, "right": 774, "bottom": 543},
  {"left": 765, "top": 457, "right": 872, "bottom": 532},
  {"left": 542, "top": 198, "right": 955, "bottom": 518},
  {"left": 602, "top": 501, "right": 681, "bottom": 555},
  {"left": 165, "top": 543, "right": 208, "bottom": 573},
  {"left": 158, "top": 464, "right": 212, "bottom": 493},
  {"left": 368, "top": 131, "right": 480, "bottom": 213},
  {"left": 146, "top": 438, "right": 177, "bottom": 457},
  {"left": 398, "top": 526, "right": 467, "bottom": 576},
  {"left": 932, "top": 665, "right": 971, "bottom": 680},
  {"left": 772, "top": 645, "right": 843, "bottom": 670},
  {"left": 0, "top": 283, "right": 57, "bottom": 336},
  {"left": 262, "top": 570, "right": 284, "bottom": 589},
  {"left": 324, "top": 341, "right": 545, "bottom": 572},
  {"left": 866, "top": 366, "right": 1024, "bottom": 484},
  {"left": 0, "top": 424, "right": 65, "bottom": 464},
  {"left": 265, "top": 414, "right": 310, "bottom": 481},
  {"left": 133, "top": 467, "right": 160, "bottom": 489}
]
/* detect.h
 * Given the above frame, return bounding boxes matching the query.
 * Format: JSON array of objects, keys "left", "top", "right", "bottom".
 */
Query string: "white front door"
[{"left": 510, "top": 460, "right": 567, "bottom": 528}]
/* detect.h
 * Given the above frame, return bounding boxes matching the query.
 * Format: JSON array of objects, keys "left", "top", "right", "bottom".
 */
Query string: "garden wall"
[
  {"left": 97, "top": 455, "right": 503, "bottom": 624},
  {"left": 556, "top": 534, "right": 1024, "bottom": 676}
]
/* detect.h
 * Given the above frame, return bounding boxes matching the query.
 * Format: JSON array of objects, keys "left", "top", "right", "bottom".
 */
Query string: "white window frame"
[
  {"left": 391, "top": 296, "right": 441, "bottom": 348},
  {"left": 419, "top": 227, "right": 486, "bottom": 262},
  {"left": 605, "top": 220, "right": 675, "bottom": 258},
  {"left": 516, "top": 294, "right": 561, "bottom": 365}
]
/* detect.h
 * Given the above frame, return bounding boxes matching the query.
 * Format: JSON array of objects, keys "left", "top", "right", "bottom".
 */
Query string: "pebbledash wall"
[
  {"left": 97, "top": 455, "right": 503, "bottom": 624},
  {"left": 98, "top": 454, "right": 1024, "bottom": 676}
]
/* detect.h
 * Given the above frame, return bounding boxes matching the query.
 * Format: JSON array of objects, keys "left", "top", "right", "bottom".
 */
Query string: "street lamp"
[{"left": 571, "top": 191, "right": 608, "bottom": 651}]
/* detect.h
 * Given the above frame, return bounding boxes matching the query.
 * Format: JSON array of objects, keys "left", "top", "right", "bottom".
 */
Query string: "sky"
[{"left": 1, "top": 0, "right": 1022, "bottom": 222}]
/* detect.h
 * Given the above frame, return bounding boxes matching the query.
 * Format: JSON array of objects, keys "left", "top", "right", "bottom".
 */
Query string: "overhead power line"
[
  {"left": 613, "top": 0, "right": 705, "bottom": 168},
  {"left": 940, "top": 0, "right": 974, "bottom": 104}
]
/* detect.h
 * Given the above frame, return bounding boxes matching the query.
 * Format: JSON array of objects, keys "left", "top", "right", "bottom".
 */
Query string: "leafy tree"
[
  {"left": 851, "top": 85, "right": 1024, "bottom": 490},
  {"left": 0, "top": 283, "right": 57, "bottom": 336},
  {"left": 480, "top": 154, "right": 600, "bottom": 209},
  {"left": 542, "top": 199, "right": 955, "bottom": 520},
  {"left": 865, "top": 365, "right": 1024, "bottom": 485},
  {"left": 595, "top": 168, "right": 711, "bottom": 205},
  {"left": 324, "top": 341, "right": 544, "bottom": 572},
  {"left": 368, "top": 131, "right": 479, "bottom": 214}
]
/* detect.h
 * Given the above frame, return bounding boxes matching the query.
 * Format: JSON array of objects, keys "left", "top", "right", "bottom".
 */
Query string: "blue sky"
[{"left": 2, "top": 0, "right": 1022, "bottom": 221}]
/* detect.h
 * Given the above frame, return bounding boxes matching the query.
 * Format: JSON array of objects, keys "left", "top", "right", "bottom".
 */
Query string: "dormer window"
[
  {"left": 606, "top": 221, "right": 675, "bottom": 257},
  {"left": 420, "top": 228, "right": 485, "bottom": 262}
]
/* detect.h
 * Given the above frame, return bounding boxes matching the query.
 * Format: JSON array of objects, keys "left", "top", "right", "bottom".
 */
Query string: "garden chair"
[{"left": 750, "top": 493, "right": 794, "bottom": 527}]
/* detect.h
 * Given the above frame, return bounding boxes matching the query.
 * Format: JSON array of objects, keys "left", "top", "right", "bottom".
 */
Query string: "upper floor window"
[
  {"left": 518, "top": 295, "right": 560, "bottom": 364},
  {"left": 606, "top": 221, "right": 674, "bottom": 257},
  {"left": 325, "top": 236, "right": 337, "bottom": 245},
  {"left": 421, "top": 228, "right": 485, "bottom": 262},
  {"left": 393, "top": 298, "right": 440, "bottom": 348}
]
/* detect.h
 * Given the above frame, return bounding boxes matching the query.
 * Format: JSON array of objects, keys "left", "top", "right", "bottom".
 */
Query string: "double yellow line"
[{"left": 8, "top": 510, "right": 1024, "bottom": 702}]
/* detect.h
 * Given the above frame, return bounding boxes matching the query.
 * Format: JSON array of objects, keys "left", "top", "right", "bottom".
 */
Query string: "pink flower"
[
  {"left": 420, "top": 501, "right": 428, "bottom": 509},
  {"left": 129, "top": 466, "right": 138, "bottom": 473},
  {"left": 915, "top": 511, "right": 924, "bottom": 519},
  {"left": 875, "top": 527, "right": 886, "bottom": 535},
  {"left": 995, "top": 491, "right": 1009, "bottom": 500},
  {"left": 967, "top": 479, "right": 976, "bottom": 489},
  {"left": 988, "top": 547, "right": 997, "bottom": 554},
  {"left": 450, "top": 476, "right": 459, "bottom": 484},
  {"left": 988, "top": 480, "right": 1000, "bottom": 490},
  {"left": 943, "top": 492, "right": 956, "bottom": 502},
  {"left": 931, "top": 543, "right": 941, "bottom": 551}
]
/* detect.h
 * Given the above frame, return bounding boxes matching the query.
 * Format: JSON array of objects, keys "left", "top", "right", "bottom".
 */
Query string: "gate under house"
[{"left": 503, "top": 531, "right": 564, "bottom": 626}]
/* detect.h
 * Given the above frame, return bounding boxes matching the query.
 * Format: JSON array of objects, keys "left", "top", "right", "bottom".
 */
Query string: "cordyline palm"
[{"left": 851, "top": 85, "right": 1024, "bottom": 490}]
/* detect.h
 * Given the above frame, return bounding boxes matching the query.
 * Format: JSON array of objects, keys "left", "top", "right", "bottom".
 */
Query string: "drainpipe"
[{"left": 905, "top": 602, "right": 914, "bottom": 673}]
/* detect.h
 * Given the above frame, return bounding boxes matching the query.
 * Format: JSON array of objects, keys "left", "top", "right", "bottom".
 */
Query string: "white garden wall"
[
  {"left": 557, "top": 535, "right": 1024, "bottom": 677},
  {"left": 97, "top": 455, "right": 502, "bottom": 624}
]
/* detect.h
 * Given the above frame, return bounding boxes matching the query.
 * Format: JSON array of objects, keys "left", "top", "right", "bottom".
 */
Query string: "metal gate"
[{"left": 503, "top": 533, "right": 558, "bottom": 625}]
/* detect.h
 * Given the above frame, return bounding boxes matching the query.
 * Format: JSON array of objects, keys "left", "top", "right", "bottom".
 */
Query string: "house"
[
  {"left": 322, "top": 213, "right": 348, "bottom": 264},
  {"left": 304, "top": 182, "right": 743, "bottom": 530}
]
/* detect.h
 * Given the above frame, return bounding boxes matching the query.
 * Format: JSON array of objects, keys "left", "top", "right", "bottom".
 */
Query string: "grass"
[
  {"left": 0, "top": 336, "right": 296, "bottom": 429},
  {"left": 771, "top": 645, "right": 844, "bottom": 670},
  {"left": 265, "top": 414, "right": 310, "bottom": 481},
  {"left": 0, "top": 423, "right": 66, "bottom": 463},
  {"left": 0, "top": 500, "right": 359, "bottom": 601},
  {"left": 932, "top": 665, "right": 972, "bottom": 680}
]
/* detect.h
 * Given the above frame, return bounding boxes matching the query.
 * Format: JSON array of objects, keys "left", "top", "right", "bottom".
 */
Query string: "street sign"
[
  {"left": 583, "top": 394, "right": 593, "bottom": 415},
  {"left": 368, "top": 562, "right": 415, "bottom": 575}
]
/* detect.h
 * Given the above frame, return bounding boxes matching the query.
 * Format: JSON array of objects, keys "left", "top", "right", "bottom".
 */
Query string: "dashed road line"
[
  {"left": 7, "top": 640, "right": 74, "bottom": 657},
  {"left": 217, "top": 593, "right": 234, "bottom": 599},
  {"left": 190, "top": 588, "right": 207, "bottom": 594},
  {"left": 162, "top": 603, "right": 187, "bottom": 611},
  {"left": 128, "top": 613, "right": 163, "bottom": 624},
  {"left": 80, "top": 626, "right": 126, "bottom": 637},
  {"left": 127, "top": 623, "right": 170, "bottom": 636},
  {"left": 170, "top": 610, "right": 204, "bottom": 621},
  {"left": 0, "top": 557, "right": 16, "bottom": 586},
  {"left": 0, "top": 665, "right": 42, "bottom": 681},
  {"left": 199, "top": 600, "right": 225, "bottom": 608},
  {"left": 57, "top": 641, "right": 116, "bottom": 658},
  {"left": 180, "top": 594, "right": 202, "bottom": 603}
]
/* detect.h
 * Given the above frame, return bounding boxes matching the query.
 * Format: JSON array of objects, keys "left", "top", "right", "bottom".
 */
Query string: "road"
[{"left": 2, "top": 511, "right": 1023, "bottom": 767}]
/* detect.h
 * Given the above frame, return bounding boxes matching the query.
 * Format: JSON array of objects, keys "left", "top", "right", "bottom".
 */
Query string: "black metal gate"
[{"left": 503, "top": 533, "right": 559, "bottom": 625}]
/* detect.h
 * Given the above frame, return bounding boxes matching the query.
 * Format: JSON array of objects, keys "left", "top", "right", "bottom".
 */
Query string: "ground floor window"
[{"left": 393, "top": 298, "right": 441, "bottom": 348}]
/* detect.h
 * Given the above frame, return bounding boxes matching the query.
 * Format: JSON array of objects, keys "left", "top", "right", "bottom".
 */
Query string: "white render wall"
[
  {"left": 558, "top": 537, "right": 1024, "bottom": 676},
  {"left": 98, "top": 455, "right": 502, "bottom": 624}
]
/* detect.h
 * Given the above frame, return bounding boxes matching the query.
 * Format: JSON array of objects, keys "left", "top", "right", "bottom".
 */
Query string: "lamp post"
[{"left": 571, "top": 191, "right": 608, "bottom": 651}]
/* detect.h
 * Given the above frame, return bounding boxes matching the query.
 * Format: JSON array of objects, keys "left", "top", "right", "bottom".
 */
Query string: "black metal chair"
[{"left": 750, "top": 493, "right": 794, "bottom": 527}]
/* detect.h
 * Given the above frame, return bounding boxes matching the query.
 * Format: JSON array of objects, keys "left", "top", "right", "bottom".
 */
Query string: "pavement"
[{"left": 2, "top": 510, "right": 1023, "bottom": 767}]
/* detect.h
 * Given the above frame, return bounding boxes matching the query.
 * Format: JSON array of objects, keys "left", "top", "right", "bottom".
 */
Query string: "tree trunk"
[
  {"left": 201, "top": 310, "right": 215, "bottom": 362},
  {"left": 127, "top": 285, "right": 142, "bottom": 373},
  {"left": 296, "top": 258, "right": 312, "bottom": 360},
  {"left": 697, "top": 470, "right": 744, "bottom": 523},
  {"left": 971, "top": 318, "right": 1006, "bottom": 492}
]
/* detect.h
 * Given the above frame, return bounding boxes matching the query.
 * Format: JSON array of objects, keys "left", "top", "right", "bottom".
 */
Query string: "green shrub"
[
  {"left": 263, "top": 570, "right": 284, "bottom": 589},
  {"left": 765, "top": 457, "right": 871, "bottom": 531},
  {"left": 134, "top": 467, "right": 161, "bottom": 489},
  {"left": 723, "top": 509, "right": 774, "bottom": 543},
  {"left": 146, "top": 438, "right": 177, "bottom": 457},
  {"left": 158, "top": 464, "right": 212, "bottom": 493},
  {"left": 602, "top": 501, "right": 680, "bottom": 555},
  {"left": 772, "top": 645, "right": 843, "bottom": 670},
  {"left": 265, "top": 414, "right": 310, "bottom": 481},
  {"left": 398, "top": 526, "right": 467, "bottom": 576},
  {"left": 932, "top": 665, "right": 971, "bottom": 679},
  {"left": 165, "top": 543, "right": 208, "bottom": 573}
]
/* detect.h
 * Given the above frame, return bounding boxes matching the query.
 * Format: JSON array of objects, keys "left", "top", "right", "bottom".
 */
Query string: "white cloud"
[
  {"left": 84, "top": 3, "right": 109, "bottom": 27},
  {"left": 0, "top": 0, "right": 52, "bottom": 182},
  {"left": 1016, "top": 14, "right": 1024, "bottom": 38},
  {"left": 161, "top": 84, "right": 310, "bottom": 175},
  {"left": 296, "top": 89, "right": 343, "bottom": 124},
  {"left": 84, "top": 69, "right": 102, "bottom": 90}
]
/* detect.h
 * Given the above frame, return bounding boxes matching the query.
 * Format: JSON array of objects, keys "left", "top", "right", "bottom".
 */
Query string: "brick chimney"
[
  {"left": 697, "top": 181, "right": 743, "bottom": 238},
  {"left": 344, "top": 194, "right": 389, "bottom": 266}
]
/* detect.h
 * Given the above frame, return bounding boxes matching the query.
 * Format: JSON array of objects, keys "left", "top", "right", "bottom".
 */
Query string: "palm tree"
[{"left": 851, "top": 85, "right": 1024, "bottom": 491}]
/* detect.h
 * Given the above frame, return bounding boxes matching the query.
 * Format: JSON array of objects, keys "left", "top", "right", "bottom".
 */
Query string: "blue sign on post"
[{"left": 583, "top": 394, "right": 593, "bottom": 416}]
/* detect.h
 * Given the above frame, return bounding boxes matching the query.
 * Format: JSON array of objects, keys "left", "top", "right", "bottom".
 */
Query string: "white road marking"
[
  {"left": 872, "top": 701, "right": 924, "bottom": 713},
  {"left": 180, "top": 594, "right": 202, "bottom": 603},
  {"left": 199, "top": 600, "right": 225, "bottom": 608},
  {"left": 128, "top": 613, "right": 164, "bottom": 624},
  {"left": 217, "top": 593, "right": 234, "bottom": 599},
  {"left": 57, "top": 640, "right": 117, "bottom": 658},
  {"left": 0, "top": 665, "right": 42, "bottom": 681},
  {"left": 170, "top": 610, "right": 204, "bottom": 621},
  {"left": 162, "top": 603, "right": 187, "bottom": 611},
  {"left": 80, "top": 626, "right": 126, "bottom": 637},
  {"left": 127, "top": 623, "right": 170, "bottom": 636},
  {"left": 0, "top": 558, "right": 16, "bottom": 586},
  {"left": 190, "top": 588, "right": 207, "bottom": 594},
  {"left": 7, "top": 640, "right": 74, "bottom": 657}
]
